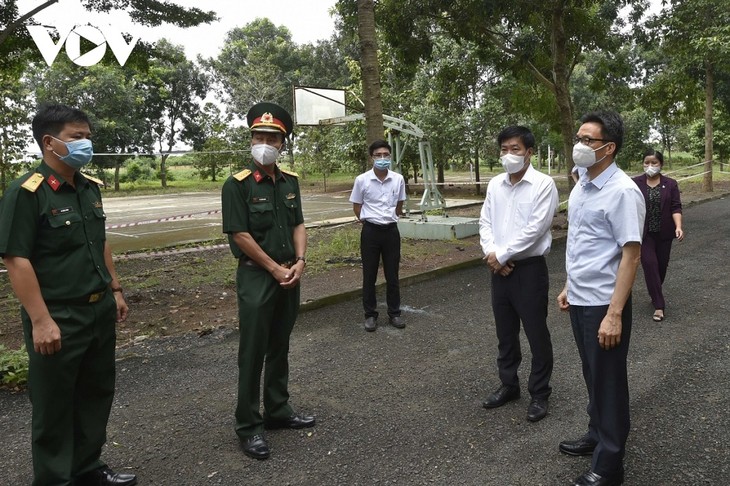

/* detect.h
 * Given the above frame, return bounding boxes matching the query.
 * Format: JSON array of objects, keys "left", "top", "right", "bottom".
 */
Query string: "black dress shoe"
[
  {"left": 76, "top": 466, "right": 137, "bottom": 486},
  {"left": 241, "top": 434, "right": 270, "bottom": 460},
  {"left": 526, "top": 398, "right": 548, "bottom": 422},
  {"left": 364, "top": 316, "right": 377, "bottom": 332},
  {"left": 264, "top": 413, "right": 316, "bottom": 430},
  {"left": 559, "top": 433, "right": 598, "bottom": 456},
  {"left": 482, "top": 384, "right": 520, "bottom": 409},
  {"left": 389, "top": 315, "right": 405, "bottom": 328},
  {"left": 571, "top": 469, "right": 624, "bottom": 486}
]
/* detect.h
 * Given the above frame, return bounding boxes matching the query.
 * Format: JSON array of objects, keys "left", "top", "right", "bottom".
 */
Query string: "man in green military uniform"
[
  {"left": 0, "top": 104, "right": 137, "bottom": 485},
  {"left": 221, "top": 102, "right": 315, "bottom": 460}
]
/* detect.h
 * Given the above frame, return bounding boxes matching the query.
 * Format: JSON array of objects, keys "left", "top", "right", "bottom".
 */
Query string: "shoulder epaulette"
[
  {"left": 81, "top": 173, "right": 105, "bottom": 186},
  {"left": 280, "top": 168, "right": 299, "bottom": 178},
  {"left": 233, "top": 169, "right": 252, "bottom": 181},
  {"left": 21, "top": 173, "right": 44, "bottom": 192}
]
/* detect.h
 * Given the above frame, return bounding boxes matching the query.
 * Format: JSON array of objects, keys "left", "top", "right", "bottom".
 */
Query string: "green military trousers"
[
  {"left": 22, "top": 291, "right": 117, "bottom": 486},
  {"left": 234, "top": 264, "right": 300, "bottom": 439}
]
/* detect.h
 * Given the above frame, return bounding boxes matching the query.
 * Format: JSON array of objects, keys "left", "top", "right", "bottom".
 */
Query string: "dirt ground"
[{"left": 0, "top": 180, "right": 726, "bottom": 354}]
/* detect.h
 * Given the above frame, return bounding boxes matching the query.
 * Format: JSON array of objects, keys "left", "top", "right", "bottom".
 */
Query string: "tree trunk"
[
  {"left": 703, "top": 60, "right": 714, "bottom": 193},
  {"left": 550, "top": 3, "right": 576, "bottom": 187},
  {"left": 114, "top": 163, "right": 120, "bottom": 192},
  {"left": 161, "top": 153, "right": 169, "bottom": 188},
  {"left": 473, "top": 145, "right": 481, "bottom": 195},
  {"left": 357, "top": 0, "right": 385, "bottom": 157}
]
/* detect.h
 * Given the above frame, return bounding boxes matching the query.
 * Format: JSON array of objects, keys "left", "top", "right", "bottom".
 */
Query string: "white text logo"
[{"left": 27, "top": 24, "right": 139, "bottom": 67}]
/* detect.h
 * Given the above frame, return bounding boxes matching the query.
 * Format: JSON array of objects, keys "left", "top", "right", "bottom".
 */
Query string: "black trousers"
[
  {"left": 569, "top": 297, "right": 632, "bottom": 477},
  {"left": 360, "top": 221, "right": 401, "bottom": 318},
  {"left": 490, "top": 256, "right": 553, "bottom": 399}
]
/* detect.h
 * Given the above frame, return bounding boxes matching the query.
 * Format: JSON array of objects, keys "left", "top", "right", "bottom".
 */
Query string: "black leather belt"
[
  {"left": 363, "top": 221, "right": 397, "bottom": 229},
  {"left": 511, "top": 255, "right": 546, "bottom": 267},
  {"left": 45, "top": 289, "right": 108, "bottom": 306},
  {"left": 238, "top": 258, "right": 294, "bottom": 269}
]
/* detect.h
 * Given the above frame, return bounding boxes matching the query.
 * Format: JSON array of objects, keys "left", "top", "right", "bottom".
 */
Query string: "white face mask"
[
  {"left": 251, "top": 143, "right": 280, "bottom": 166},
  {"left": 572, "top": 142, "right": 609, "bottom": 168},
  {"left": 500, "top": 153, "right": 527, "bottom": 174},
  {"left": 644, "top": 166, "right": 660, "bottom": 177}
]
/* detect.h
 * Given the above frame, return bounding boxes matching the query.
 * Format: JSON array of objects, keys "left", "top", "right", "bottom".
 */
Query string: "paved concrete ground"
[
  {"left": 102, "top": 191, "right": 482, "bottom": 253},
  {"left": 1, "top": 197, "right": 728, "bottom": 485}
]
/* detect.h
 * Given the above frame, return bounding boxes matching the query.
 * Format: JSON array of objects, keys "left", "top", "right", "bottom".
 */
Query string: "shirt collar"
[
  {"left": 250, "top": 162, "right": 285, "bottom": 183},
  {"left": 38, "top": 160, "right": 87, "bottom": 190},
  {"left": 501, "top": 163, "right": 536, "bottom": 187},
  {"left": 585, "top": 162, "right": 618, "bottom": 190},
  {"left": 367, "top": 168, "right": 392, "bottom": 181}
]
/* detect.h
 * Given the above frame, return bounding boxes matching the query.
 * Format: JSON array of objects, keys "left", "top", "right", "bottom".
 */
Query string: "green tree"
[
  {"left": 209, "top": 19, "right": 301, "bottom": 117},
  {"left": 362, "top": 0, "right": 646, "bottom": 179},
  {"left": 652, "top": 0, "right": 730, "bottom": 191},
  {"left": 0, "top": 71, "right": 33, "bottom": 193},
  {"left": 0, "top": 0, "right": 216, "bottom": 76},
  {"left": 138, "top": 39, "right": 209, "bottom": 188},
  {"left": 28, "top": 58, "right": 154, "bottom": 190}
]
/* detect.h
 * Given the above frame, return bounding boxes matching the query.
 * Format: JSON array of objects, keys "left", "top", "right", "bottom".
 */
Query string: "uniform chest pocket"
[
  {"left": 45, "top": 212, "right": 84, "bottom": 249},
  {"left": 284, "top": 198, "right": 299, "bottom": 226},
  {"left": 249, "top": 202, "right": 274, "bottom": 231}
]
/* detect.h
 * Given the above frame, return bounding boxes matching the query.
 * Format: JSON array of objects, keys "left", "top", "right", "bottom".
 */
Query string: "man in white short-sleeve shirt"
[{"left": 349, "top": 139, "right": 407, "bottom": 332}]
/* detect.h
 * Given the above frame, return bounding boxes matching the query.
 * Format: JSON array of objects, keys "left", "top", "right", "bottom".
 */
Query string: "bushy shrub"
[{"left": 0, "top": 344, "right": 29, "bottom": 388}]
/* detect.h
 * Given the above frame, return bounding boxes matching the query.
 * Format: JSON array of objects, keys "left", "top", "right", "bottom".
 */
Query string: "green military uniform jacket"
[
  {"left": 0, "top": 161, "right": 111, "bottom": 300},
  {"left": 221, "top": 162, "right": 304, "bottom": 263}
]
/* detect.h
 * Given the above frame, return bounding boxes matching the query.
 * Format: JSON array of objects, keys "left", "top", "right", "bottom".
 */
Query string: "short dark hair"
[
  {"left": 32, "top": 103, "right": 91, "bottom": 152},
  {"left": 368, "top": 139, "right": 391, "bottom": 156},
  {"left": 580, "top": 111, "right": 624, "bottom": 156},
  {"left": 497, "top": 126, "right": 535, "bottom": 149},
  {"left": 643, "top": 148, "right": 664, "bottom": 166}
]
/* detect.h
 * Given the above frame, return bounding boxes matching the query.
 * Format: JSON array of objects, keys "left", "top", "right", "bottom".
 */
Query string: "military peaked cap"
[{"left": 247, "top": 102, "right": 293, "bottom": 137}]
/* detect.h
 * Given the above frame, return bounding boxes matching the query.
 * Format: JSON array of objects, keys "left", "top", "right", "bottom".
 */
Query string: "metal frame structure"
[{"left": 318, "top": 113, "right": 446, "bottom": 218}]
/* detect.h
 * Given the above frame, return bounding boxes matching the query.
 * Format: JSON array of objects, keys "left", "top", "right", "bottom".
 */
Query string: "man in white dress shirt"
[
  {"left": 350, "top": 139, "right": 407, "bottom": 332},
  {"left": 479, "top": 126, "right": 559, "bottom": 423}
]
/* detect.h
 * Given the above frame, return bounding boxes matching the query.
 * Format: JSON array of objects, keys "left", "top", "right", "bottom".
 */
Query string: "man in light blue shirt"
[{"left": 557, "top": 111, "right": 645, "bottom": 486}]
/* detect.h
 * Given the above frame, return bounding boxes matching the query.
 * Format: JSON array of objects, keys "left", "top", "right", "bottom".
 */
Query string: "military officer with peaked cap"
[{"left": 221, "top": 101, "right": 315, "bottom": 460}]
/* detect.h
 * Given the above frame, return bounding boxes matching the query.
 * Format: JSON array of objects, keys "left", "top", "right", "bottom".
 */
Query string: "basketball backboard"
[{"left": 293, "top": 86, "right": 346, "bottom": 126}]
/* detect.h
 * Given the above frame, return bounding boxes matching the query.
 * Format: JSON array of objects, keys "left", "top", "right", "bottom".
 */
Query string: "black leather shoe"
[
  {"left": 76, "top": 466, "right": 137, "bottom": 486},
  {"left": 264, "top": 413, "right": 316, "bottom": 430},
  {"left": 571, "top": 469, "right": 624, "bottom": 486},
  {"left": 241, "top": 434, "right": 270, "bottom": 460},
  {"left": 559, "top": 434, "right": 598, "bottom": 456},
  {"left": 482, "top": 385, "right": 520, "bottom": 409},
  {"left": 364, "top": 316, "right": 377, "bottom": 332},
  {"left": 389, "top": 316, "right": 405, "bottom": 328},
  {"left": 526, "top": 398, "right": 548, "bottom": 422}
]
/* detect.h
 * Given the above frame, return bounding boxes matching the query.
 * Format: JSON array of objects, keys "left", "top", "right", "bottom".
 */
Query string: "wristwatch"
[{"left": 295, "top": 256, "right": 306, "bottom": 264}]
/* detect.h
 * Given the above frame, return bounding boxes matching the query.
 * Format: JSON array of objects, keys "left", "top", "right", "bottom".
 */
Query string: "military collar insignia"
[
  {"left": 253, "top": 170, "right": 264, "bottom": 183},
  {"left": 47, "top": 174, "right": 61, "bottom": 191}
]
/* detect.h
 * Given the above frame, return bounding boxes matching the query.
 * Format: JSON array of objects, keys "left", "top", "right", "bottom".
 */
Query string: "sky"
[{"left": 16, "top": 0, "right": 340, "bottom": 60}]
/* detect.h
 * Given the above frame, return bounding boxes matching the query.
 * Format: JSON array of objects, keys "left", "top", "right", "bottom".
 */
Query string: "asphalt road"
[{"left": 1, "top": 196, "right": 728, "bottom": 485}]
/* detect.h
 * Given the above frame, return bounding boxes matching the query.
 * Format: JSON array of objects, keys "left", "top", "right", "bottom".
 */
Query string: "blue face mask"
[
  {"left": 374, "top": 157, "right": 391, "bottom": 170},
  {"left": 52, "top": 137, "right": 94, "bottom": 169}
]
